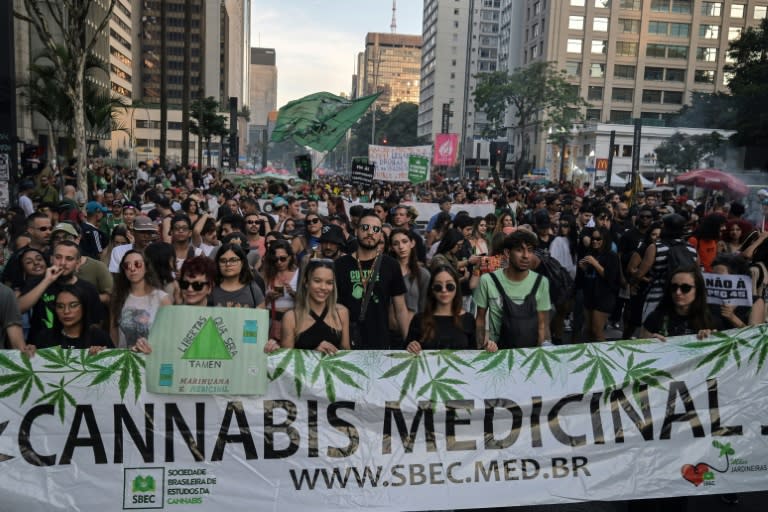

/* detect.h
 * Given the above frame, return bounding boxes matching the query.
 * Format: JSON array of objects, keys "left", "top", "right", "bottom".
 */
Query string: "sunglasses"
[
  {"left": 432, "top": 283, "right": 457, "bottom": 293},
  {"left": 179, "top": 280, "right": 208, "bottom": 291},
  {"left": 36, "top": 226, "right": 52, "bottom": 232},
  {"left": 276, "top": 255, "right": 290, "bottom": 262},
  {"left": 122, "top": 260, "right": 144, "bottom": 270},
  {"left": 246, "top": 220, "right": 262, "bottom": 225},
  {"left": 670, "top": 283, "right": 694, "bottom": 294},
  {"left": 360, "top": 223, "right": 382, "bottom": 234},
  {"left": 307, "top": 218, "right": 321, "bottom": 225},
  {"left": 591, "top": 237, "right": 603, "bottom": 242}
]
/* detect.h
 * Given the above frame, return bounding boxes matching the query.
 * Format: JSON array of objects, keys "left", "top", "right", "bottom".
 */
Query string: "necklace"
[{"left": 356, "top": 251, "right": 379, "bottom": 289}]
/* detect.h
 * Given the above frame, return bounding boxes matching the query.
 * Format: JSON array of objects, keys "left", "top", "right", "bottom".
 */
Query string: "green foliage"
[
  {"left": 672, "top": 92, "right": 738, "bottom": 129},
  {"left": 191, "top": 97, "right": 229, "bottom": 166},
  {"left": 725, "top": 17, "right": 768, "bottom": 147},
  {"left": 473, "top": 62, "right": 589, "bottom": 177},
  {"left": 654, "top": 131, "right": 725, "bottom": 172}
]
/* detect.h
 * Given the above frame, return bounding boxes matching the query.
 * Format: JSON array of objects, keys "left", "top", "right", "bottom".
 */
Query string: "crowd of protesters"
[{"left": 3, "top": 159, "right": 768, "bottom": 368}]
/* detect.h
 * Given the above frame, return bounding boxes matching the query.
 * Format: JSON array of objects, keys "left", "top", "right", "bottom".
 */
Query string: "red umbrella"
[{"left": 674, "top": 168, "right": 748, "bottom": 197}]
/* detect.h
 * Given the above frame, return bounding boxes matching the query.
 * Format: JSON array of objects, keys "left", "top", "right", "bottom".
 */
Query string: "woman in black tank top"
[{"left": 266, "top": 258, "right": 350, "bottom": 354}]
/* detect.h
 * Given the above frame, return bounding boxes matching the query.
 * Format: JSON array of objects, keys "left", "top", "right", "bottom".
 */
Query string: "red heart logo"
[{"left": 681, "top": 463, "right": 710, "bottom": 486}]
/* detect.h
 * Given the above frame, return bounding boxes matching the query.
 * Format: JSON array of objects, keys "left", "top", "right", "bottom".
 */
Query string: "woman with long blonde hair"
[{"left": 264, "top": 258, "right": 350, "bottom": 354}]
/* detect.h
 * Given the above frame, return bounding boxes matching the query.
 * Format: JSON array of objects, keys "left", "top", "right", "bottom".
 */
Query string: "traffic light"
[
  {"left": 489, "top": 141, "right": 508, "bottom": 170},
  {"left": 294, "top": 154, "right": 312, "bottom": 182}
]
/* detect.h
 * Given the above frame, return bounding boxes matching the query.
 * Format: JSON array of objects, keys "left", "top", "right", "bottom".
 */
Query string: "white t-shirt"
[
  {"left": 20, "top": 195, "right": 34, "bottom": 217},
  {"left": 109, "top": 244, "right": 133, "bottom": 273},
  {"left": 118, "top": 289, "right": 169, "bottom": 348}
]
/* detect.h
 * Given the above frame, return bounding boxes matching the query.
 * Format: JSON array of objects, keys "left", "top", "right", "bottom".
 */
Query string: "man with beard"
[
  {"left": 18, "top": 240, "right": 104, "bottom": 343},
  {"left": 318, "top": 224, "right": 346, "bottom": 260},
  {"left": 474, "top": 230, "right": 551, "bottom": 350},
  {"left": 334, "top": 211, "right": 409, "bottom": 349}
]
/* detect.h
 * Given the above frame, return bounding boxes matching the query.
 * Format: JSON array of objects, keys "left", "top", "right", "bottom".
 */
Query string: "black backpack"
[
  {"left": 664, "top": 240, "right": 697, "bottom": 278},
  {"left": 534, "top": 249, "right": 574, "bottom": 306}
]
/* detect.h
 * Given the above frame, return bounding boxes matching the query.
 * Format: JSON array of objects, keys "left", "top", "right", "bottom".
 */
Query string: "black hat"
[{"left": 319, "top": 224, "right": 345, "bottom": 245}]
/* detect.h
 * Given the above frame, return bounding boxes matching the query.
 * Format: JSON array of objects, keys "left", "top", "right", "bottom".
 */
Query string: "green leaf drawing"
[
  {"left": 35, "top": 376, "right": 77, "bottom": 422},
  {"left": 569, "top": 345, "right": 619, "bottom": 394},
  {"left": 415, "top": 366, "right": 466, "bottom": 405},
  {"left": 618, "top": 353, "right": 673, "bottom": 404},
  {"left": 0, "top": 352, "right": 44, "bottom": 404},
  {"left": 683, "top": 332, "right": 750, "bottom": 377},
  {"left": 470, "top": 349, "right": 516, "bottom": 374},
  {"left": 713, "top": 440, "right": 735, "bottom": 458},
  {"left": 520, "top": 346, "right": 561, "bottom": 379},
  {"left": 380, "top": 353, "right": 425, "bottom": 401},
  {"left": 746, "top": 325, "right": 768, "bottom": 373},
  {"left": 268, "top": 349, "right": 313, "bottom": 396},
  {"left": 310, "top": 354, "right": 365, "bottom": 402}
]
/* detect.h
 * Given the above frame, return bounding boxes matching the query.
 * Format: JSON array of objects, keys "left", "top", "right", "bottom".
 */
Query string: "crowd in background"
[{"left": 3, "top": 159, "right": 768, "bottom": 368}]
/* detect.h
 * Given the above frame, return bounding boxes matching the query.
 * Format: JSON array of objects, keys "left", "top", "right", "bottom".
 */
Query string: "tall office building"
[
  {"left": 419, "top": 0, "right": 502, "bottom": 172},
  {"left": 360, "top": 32, "right": 422, "bottom": 112},
  {"left": 248, "top": 47, "right": 277, "bottom": 163},
  {"left": 518, "top": 0, "right": 768, "bottom": 169},
  {"left": 110, "top": 0, "right": 133, "bottom": 103}
]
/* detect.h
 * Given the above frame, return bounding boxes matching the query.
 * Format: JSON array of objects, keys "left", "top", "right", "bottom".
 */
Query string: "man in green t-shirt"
[{"left": 474, "top": 230, "right": 551, "bottom": 350}]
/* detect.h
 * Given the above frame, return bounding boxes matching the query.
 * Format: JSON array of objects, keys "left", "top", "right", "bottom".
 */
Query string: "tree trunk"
[
  {"left": 72, "top": 68, "right": 88, "bottom": 202},
  {"left": 197, "top": 133, "right": 203, "bottom": 171},
  {"left": 206, "top": 138, "right": 211, "bottom": 168}
]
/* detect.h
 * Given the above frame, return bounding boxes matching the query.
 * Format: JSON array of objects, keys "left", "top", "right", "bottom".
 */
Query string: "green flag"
[{"left": 271, "top": 92, "right": 380, "bottom": 152}]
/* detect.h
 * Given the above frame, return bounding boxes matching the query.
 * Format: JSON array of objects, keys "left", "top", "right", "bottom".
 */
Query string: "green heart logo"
[{"left": 132, "top": 475, "right": 156, "bottom": 493}]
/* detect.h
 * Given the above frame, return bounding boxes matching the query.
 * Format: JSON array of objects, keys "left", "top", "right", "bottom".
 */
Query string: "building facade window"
[
  {"left": 588, "top": 86, "right": 604, "bottom": 100},
  {"left": 612, "top": 88, "right": 634, "bottom": 102},
  {"left": 610, "top": 110, "right": 632, "bottom": 122},
  {"left": 644, "top": 66, "right": 664, "bottom": 80},
  {"left": 696, "top": 47, "right": 718, "bottom": 61},
  {"left": 731, "top": 4, "right": 745, "bottom": 18},
  {"left": 567, "top": 39, "right": 583, "bottom": 53},
  {"left": 618, "top": 18, "right": 641, "bottom": 33},
  {"left": 592, "top": 40, "right": 608, "bottom": 54},
  {"left": 614, "top": 64, "right": 636, "bottom": 79},
  {"left": 619, "top": 0, "right": 641, "bottom": 9},
  {"left": 665, "top": 68, "right": 685, "bottom": 81},
  {"left": 728, "top": 27, "right": 742, "bottom": 40},
  {"left": 694, "top": 69, "right": 716, "bottom": 83},
  {"left": 701, "top": 2, "right": 722, "bottom": 16},
  {"left": 590, "top": 63, "right": 606, "bottom": 77},
  {"left": 593, "top": 17, "right": 609, "bottom": 31},
  {"left": 756, "top": 5, "right": 768, "bottom": 18},
  {"left": 569, "top": 15, "right": 585, "bottom": 30},
  {"left": 664, "top": 91, "right": 684, "bottom": 104},
  {"left": 699, "top": 24, "right": 720, "bottom": 39},
  {"left": 642, "top": 89, "right": 663, "bottom": 103},
  {"left": 565, "top": 61, "right": 582, "bottom": 75},
  {"left": 616, "top": 41, "right": 639, "bottom": 56}
]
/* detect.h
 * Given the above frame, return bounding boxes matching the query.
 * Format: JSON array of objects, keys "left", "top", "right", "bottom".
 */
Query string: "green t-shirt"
[{"left": 473, "top": 269, "right": 551, "bottom": 342}]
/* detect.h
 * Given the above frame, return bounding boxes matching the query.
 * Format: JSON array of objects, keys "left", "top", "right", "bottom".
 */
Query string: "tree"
[
  {"left": 672, "top": 92, "right": 738, "bottom": 129},
  {"left": 725, "top": 17, "right": 768, "bottom": 149},
  {"left": 190, "top": 97, "right": 228, "bottom": 168},
  {"left": 15, "top": 0, "right": 117, "bottom": 201},
  {"left": 473, "top": 61, "right": 589, "bottom": 178},
  {"left": 654, "top": 132, "right": 726, "bottom": 173}
]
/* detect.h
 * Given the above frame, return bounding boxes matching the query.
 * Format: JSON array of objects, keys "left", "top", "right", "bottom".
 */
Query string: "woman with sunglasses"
[
  {"left": 212, "top": 243, "right": 265, "bottom": 308},
  {"left": 577, "top": 226, "right": 620, "bottom": 342},
  {"left": 405, "top": 265, "right": 475, "bottom": 354},
  {"left": 292, "top": 213, "right": 324, "bottom": 263},
  {"left": 178, "top": 256, "right": 216, "bottom": 306},
  {"left": 265, "top": 259, "right": 350, "bottom": 354},
  {"left": 262, "top": 240, "right": 299, "bottom": 341},
  {"left": 38, "top": 285, "right": 113, "bottom": 352},
  {"left": 640, "top": 265, "right": 721, "bottom": 340},
  {"left": 111, "top": 250, "right": 171, "bottom": 348}
]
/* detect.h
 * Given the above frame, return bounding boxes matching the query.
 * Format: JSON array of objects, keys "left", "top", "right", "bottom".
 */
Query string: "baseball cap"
[
  {"left": 86, "top": 201, "right": 109, "bottom": 214},
  {"left": 132, "top": 216, "right": 157, "bottom": 232},
  {"left": 319, "top": 224, "right": 345, "bottom": 246},
  {"left": 685, "top": 200, "right": 696, "bottom": 208},
  {"left": 272, "top": 197, "right": 288, "bottom": 208},
  {"left": 51, "top": 222, "right": 79, "bottom": 238}
]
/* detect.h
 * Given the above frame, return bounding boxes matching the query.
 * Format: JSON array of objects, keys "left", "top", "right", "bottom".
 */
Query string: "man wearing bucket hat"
[
  {"left": 318, "top": 224, "right": 346, "bottom": 261},
  {"left": 108, "top": 216, "right": 159, "bottom": 274}
]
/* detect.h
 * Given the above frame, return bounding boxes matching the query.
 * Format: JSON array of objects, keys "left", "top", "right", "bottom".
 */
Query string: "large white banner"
[
  {"left": 1, "top": 327, "right": 768, "bottom": 510},
  {"left": 369, "top": 145, "right": 432, "bottom": 182}
]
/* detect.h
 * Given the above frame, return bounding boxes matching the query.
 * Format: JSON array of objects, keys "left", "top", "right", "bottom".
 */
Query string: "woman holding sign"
[{"left": 710, "top": 253, "right": 765, "bottom": 328}]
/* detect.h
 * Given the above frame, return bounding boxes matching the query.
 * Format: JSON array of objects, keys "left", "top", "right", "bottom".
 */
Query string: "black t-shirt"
[
  {"left": 335, "top": 253, "right": 407, "bottom": 350},
  {"left": 22, "top": 277, "right": 105, "bottom": 344},
  {"left": 643, "top": 308, "right": 723, "bottom": 337},
  {"left": 37, "top": 325, "right": 113, "bottom": 350},
  {"left": 406, "top": 312, "right": 476, "bottom": 350}
]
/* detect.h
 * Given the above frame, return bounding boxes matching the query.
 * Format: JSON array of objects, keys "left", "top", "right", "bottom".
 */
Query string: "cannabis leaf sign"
[
  {"left": 683, "top": 330, "right": 752, "bottom": 377},
  {"left": 380, "top": 352, "right": 467, "bottom": 406},
  {"left": 0, "top": 348, "right": 144, "bottom": 422},
  {"left": 268, "top": 350, "right": 365, "bottom": 402}
]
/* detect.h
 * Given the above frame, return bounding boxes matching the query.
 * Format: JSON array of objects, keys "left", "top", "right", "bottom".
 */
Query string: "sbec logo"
[{"left": 124, "top": 467, "right": 164, "bottom": 509}]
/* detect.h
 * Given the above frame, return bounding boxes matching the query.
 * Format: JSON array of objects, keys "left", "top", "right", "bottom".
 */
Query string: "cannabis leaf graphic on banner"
[
  {"left": 0, "top": 348, "right": 144, "bottom": 422},
  {"left": 310, "top": 354, "right": 365, "bottom": 402},
  {"left": 379, "top": 351, "right": 468, "bottom": 405},
  {"left": 683, "top": 331, "right": 751, "bottom": 377},
  {"left": 268, "top": 350, "right": 366, "bottom": 402}
]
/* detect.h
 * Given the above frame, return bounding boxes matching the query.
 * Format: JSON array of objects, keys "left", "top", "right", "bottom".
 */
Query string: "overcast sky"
[{"left": 250, "top": 0, "right": 423, "bottom": 108}]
